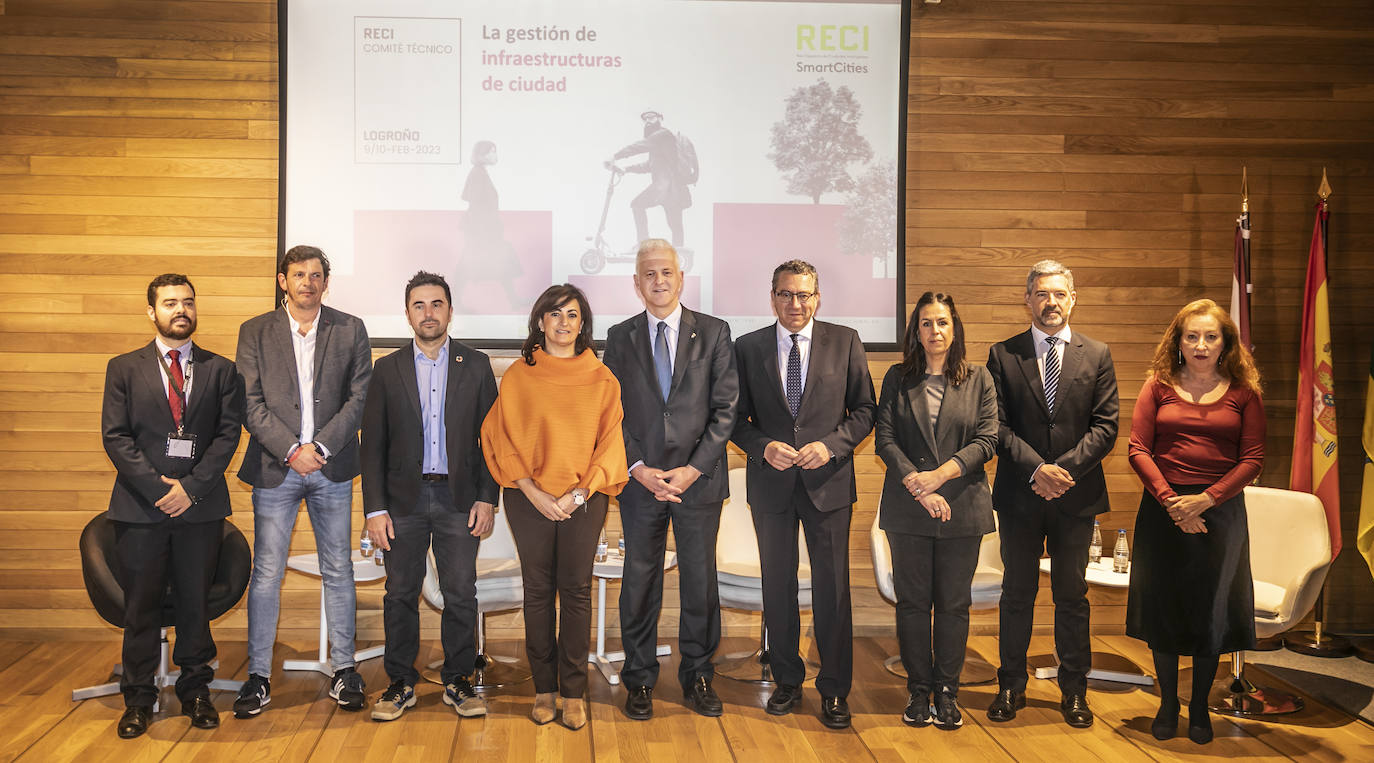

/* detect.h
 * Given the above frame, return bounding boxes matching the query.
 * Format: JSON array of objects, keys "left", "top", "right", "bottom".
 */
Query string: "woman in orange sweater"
[{"left": 481, "top": 283, "right": 628, "bottom": 730}]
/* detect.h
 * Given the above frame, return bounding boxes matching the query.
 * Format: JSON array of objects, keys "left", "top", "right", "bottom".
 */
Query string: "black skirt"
[{"left": 1125, "top": 484, "right": 1256, "bottom": 656}]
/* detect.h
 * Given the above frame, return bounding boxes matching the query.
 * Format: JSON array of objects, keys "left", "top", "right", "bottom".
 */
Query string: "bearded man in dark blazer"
[
  {"left": 602, "top": 239, "right": 738, "bottom": 720},
  {"left": 361, "top": 271, "right": 498, "bottom": 722},
  {"left": 101, "top": 273, "right": 245, "bottom": 739},
  {"left": 730, "top": 259, "right": 876, "bottom": 730},
  {"left": 985, "top": 259, "right": 1119, "bottom": 729}
]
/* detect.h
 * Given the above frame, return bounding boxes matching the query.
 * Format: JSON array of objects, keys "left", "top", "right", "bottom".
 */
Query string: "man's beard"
[{"left": 157, "top": 314, "right": 196, "bottom": 340}]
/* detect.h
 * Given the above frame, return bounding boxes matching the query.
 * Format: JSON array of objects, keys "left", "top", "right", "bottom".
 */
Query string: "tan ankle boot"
[
  {"left": 531, "top": 692, "right": 557, "bottom": 725},
  {"left": 560, "top": 697, "right": 587, "bottom": 730}
]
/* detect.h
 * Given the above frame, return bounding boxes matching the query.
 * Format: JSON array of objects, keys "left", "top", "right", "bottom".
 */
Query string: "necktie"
[
  {"left": 786, "top": 333, "right": 802, "bottom": 417},
  {"left": 167, "top": 348, "right": 185, "bottom": 429},
  {"left": 654, "top": 320, "right": 672, "bottom": 401},
  {"left": 1042, "top": 336, "right": 1059, "bottom": 414}
]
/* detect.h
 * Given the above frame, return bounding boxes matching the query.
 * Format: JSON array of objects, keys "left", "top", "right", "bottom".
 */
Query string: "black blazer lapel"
[
  {"left": 137, "top": 342, "right": 176, "bottom": 432},
  {"left": 669, "top": 308, "right": 697, "bottom": 397},
  {"left": 631, "top": 312, "right": 660, "bottom": 397},
  {"left": 761, "top": 323, "right": 787, "bottom": 412},
  {"left": 905, "top": 378, "right": 938, "bottom": 461},
  {"left": 796, "top": 322, "right": 826, "bottom": 415},
  {"left": 399, "top": 341, "right": 423, "bottom": 428},
  {"left": 1016, "top": 331, "right": 1052, "bottom": 420},
  {"left": 184, "top": 344, "right": 214, "bottom": 424},
  {"left": 1052, "top": 334, "right": 1086, "bottom": 421}
]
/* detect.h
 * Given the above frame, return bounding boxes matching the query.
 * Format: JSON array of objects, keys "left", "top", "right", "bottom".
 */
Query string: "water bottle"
[
  {"left": 374, "top": 546, "right": 384, "bottom": 567},
  {"left": 360, "top": 531, "right": 374, "bottom": 559},
  {"left": 596, "top": 530, "right": 608, "bottom": 563},
  {"left": 1088, "top": 520, "right": 1102, "bottom": 565},
  {"left": 617, "top": 535, "right": 626, "bottom": 558},
  {"left": 1112, "top": 529, "right": 1129, "bottom": 574}
]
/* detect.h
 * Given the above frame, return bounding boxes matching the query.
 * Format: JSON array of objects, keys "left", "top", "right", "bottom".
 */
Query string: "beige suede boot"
[{"left": 531, "top": 692, "right": 557, "bottom": 725}]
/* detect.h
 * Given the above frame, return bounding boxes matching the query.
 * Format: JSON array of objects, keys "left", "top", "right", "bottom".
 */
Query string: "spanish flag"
[
  {"left": 1358, "top": 341, "right": 1374, "bottom": 576},
  {"left": 1290, "top": 199, "right": 1341, "bottom": 560}
]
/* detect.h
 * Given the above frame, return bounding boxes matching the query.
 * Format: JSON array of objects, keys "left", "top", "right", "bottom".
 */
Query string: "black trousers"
[
  {"left": 996, "top": 503, "right": 1095, "bottom": 694},
  {"left": 504, "top": 487, "right": 607, "bottom": 698},
  {"left": 617, "top": 495, "right": 722, "bottom": 690},
  {"left": 382, "top": 481, "right": 480, "bottom": 687},
  {"left": 113, "top": 517, "right": 221, "bottom": 708},
  {"left": 752, "top": 481, "right": 853, "bottom": 698},
  {"left": 888, "top": 532, "right": 981, "bottom": 697}
]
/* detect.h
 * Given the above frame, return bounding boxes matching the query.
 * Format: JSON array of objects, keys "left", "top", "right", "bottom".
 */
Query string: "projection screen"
[{"left": 281, "top": 0, "right": 907, "bottom": 344}]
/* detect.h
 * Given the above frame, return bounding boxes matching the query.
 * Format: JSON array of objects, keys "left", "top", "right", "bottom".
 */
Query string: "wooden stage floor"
[{"left": 5, "top": 634, "right": 1371, "bottom": 762}]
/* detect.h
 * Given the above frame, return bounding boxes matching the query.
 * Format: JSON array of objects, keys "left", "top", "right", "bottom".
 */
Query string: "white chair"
[
  {"left": 1210, "top": 486, "right": 1333, "bottom": 717},
  {"left": 870, "top": 508, "right": 1000, "bottom": 685},
  {"left": 420, "top": 496, "right": 529, "bottom": 689},
  {"left": 715, "top": 467, "right": 819, "bottom": 684}
]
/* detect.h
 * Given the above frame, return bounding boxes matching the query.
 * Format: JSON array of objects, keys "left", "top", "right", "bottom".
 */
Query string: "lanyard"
[{"left": 156, "top": 352, "right": 194, "bottom": 434}]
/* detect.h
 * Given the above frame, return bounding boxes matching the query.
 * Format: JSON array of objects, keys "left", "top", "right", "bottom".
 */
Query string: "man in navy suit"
[
  {"left": 985, "top": 260, "right": 1119, "bottom": 729},
  {"left": 101, "top": 273, "right": 244, "bottom": 738},
  {"left": 731, "top": 260, "right": 876, "bottom": 729},
  {"left": 603, "top": 239, "right": 738, "bottom": 720}
]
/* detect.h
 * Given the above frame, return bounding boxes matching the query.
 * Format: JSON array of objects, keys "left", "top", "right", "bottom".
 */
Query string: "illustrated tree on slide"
[
  {"left": 838, "top": 159, "right": 898, "bottom": 277},
  {"left": 768, "top": 79, "right": 873, "bottom": 204}
]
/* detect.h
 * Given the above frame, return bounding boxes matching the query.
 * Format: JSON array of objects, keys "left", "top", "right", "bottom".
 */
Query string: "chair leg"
[
  {"left": 716, "top": 623, "right": 821, "bottom": 684},
  {"left": 883, "top": 647, "right": 996, "bottom": 686},
  {"left": 1208, "top": 650, "right": 1305, "bottom": 717},
  {"left": 422, "top": 610, "right": 531, "bottom": 689}
]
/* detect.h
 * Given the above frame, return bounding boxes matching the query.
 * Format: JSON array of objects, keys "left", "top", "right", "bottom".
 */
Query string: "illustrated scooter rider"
[{"left": 608, "top": 110, "right": 694, "bottom": 249}]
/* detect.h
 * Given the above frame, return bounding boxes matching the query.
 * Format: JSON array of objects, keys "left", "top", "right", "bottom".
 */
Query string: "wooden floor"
[{"left": 4, "top": 635, "right": 1372, "bottom": 762}]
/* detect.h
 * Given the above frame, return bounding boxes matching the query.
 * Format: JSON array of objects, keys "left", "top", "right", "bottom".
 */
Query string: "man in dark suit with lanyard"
[
  {"left": 101, "top": 273, "right": 245, "bottom": 738},
  {"left": 985, "top": 260, "right": 1119, "bottom": 729},
  {"left": 602, "top": 239, "right": 738, "bottom": 720},
  {"left": 361, "top": 271, "right": 499, "bottom": 722},
  {"left": 731, "top": 260, "right": 876, "bottom": 729}
]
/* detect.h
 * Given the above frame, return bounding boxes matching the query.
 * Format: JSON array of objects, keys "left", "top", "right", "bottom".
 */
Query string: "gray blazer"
[
  {"left": 236, "top": 305, "right": 372, "bottom": 488},
  {"left": 875, "top": 363, "right": 997, "bottom": 538}
]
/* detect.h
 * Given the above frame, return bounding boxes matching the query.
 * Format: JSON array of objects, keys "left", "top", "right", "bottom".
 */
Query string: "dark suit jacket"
[
  {"left": 731, "top": 320, "right": 876, "bottom": 513},
  {"left": 602, "top": 308, "right": 739, "bottom": 505},
  {"left": 101, "top": 341, "right": 245, "bottom": 524},
  {"left": 986, "top": 328, "right": 1119, "bottom": 518},
  {"left": 360, "top": 339, "right": 499, "bottom": 515},
  {"left": 875, "top": 364, "right": 997, "bottom": 538},
  {"left": 236, "top": 305, "right": 372, "bottom": 488}
]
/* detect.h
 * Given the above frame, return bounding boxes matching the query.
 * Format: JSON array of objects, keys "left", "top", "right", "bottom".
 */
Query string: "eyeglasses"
[{"left": 773, "top": 290, "right": 815, "bottom": 304}]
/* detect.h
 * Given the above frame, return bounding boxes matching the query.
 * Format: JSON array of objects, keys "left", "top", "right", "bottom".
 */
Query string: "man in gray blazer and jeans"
[{"left": 233, "top": 245, "right": 373, "bottom": 717}]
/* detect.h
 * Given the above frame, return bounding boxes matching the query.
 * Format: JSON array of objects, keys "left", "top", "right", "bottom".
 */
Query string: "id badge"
[{"left": 166, "top": 433, "right": 196, "bottom": 459}]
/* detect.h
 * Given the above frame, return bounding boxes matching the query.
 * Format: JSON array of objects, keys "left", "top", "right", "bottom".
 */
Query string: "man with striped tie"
[{"left": 985, "top": 260, "right": 1119, "bottom": 730}]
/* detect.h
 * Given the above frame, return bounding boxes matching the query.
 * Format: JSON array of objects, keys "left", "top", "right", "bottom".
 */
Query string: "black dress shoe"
[
  {"left": 820, "top": 696, "right": 851, "bottom": 729},
  {"left": 182, "top": 695, "right": 219, "bottom": 729},
  {"left": 986, "top": 688, "right": 1026, "bottom": 722},
  {"left": 624, "top": 685, "right": 653, "bottom": 720},
  {"left": 117, "top": 706, "right": 152, "bottom": 739},
  {"left": 1060, "top": 693, "right": 1094, "bottom": 728},
  {"left": 684, "top": 676, "right": 723, "bottom": 717},
  {"left": 766, "top": 683, "right": 802, "bottom": 716}
]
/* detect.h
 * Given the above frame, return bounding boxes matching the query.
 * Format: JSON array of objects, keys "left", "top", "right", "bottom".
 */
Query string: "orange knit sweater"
[{"left": 481, "top": 348, "right": 628, "bottom": 498}]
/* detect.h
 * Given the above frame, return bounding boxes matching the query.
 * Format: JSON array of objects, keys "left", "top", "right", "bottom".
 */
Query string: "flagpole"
[{"left": 1287, "top": 169, "right": 1353, "bottom": 658}]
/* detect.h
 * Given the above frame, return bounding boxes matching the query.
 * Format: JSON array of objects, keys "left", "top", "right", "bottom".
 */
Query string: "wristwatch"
[{"left": 572, "top": 488, "right": 587, "bottom": 506}]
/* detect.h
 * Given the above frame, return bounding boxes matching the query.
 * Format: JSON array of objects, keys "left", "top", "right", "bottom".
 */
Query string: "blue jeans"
[{"left": 247, "top": 470, "right": 356, "bottom": 676}]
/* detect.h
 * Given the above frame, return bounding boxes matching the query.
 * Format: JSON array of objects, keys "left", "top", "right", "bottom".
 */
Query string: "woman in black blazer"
[{"left": 875, "top": 292, "right": 997, "bottom": 730}]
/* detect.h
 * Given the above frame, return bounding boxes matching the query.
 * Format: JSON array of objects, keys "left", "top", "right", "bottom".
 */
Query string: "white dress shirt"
[
  {"left": 775, "top": 319, "right": 814, "bottom": 394},
  {"left": 1029, "top": 323, "right": 1072, "bottom": 399},
  {"left": 287, "top": 309, "right": 319, "bottom": 450},
  {"left": 154, "top": 337, "right": 193, "bottom": 405}
]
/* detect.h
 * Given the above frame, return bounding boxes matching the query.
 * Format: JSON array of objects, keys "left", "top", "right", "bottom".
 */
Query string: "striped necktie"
[{"left": 1043, "top": 336, "right": 1060, "bottom": 414}]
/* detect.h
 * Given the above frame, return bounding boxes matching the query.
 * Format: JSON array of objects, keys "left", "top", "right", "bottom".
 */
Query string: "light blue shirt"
[{"left": 415, "top": 341, "right": 449, "bottom": 476}]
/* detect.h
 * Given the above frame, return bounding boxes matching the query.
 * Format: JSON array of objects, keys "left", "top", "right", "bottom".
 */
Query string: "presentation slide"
[{"left": 283, "top": 0, "right": 904, "bottom": 343}]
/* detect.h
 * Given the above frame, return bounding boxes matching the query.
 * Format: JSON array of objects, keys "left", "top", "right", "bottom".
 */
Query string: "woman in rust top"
[
  {"left": 1126, "top": 299, "right": 1264, "bottom": 746},
  {"left": 481, "top": 283, "right": 628, "bottom": 730}
]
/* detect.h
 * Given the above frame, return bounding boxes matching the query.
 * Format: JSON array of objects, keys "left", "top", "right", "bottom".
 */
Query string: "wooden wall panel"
[{"left": 0, "top": 0, "right": 1371, "bottom": 647}]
